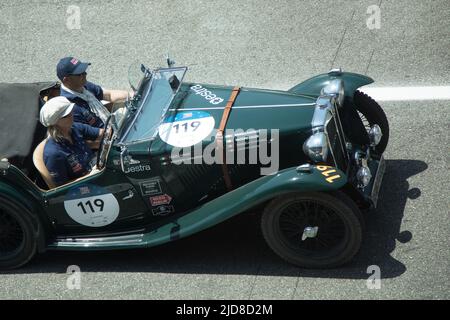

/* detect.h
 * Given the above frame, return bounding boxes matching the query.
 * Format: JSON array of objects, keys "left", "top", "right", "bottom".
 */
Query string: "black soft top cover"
[{"left": 0, "top": 82, "right": 57, "bottom": 158}]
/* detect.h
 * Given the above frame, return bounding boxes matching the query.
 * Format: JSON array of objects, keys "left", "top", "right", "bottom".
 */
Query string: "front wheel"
[
  {"left": 353, "top": 90, "right": 389, "bottom": 154},
  {"left": 261, "top": 191, "right": 363, "bottom": 269}
]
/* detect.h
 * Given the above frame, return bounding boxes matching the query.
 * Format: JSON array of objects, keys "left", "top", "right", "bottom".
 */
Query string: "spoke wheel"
[
  {"left": 357, "top": 111, "right": 371, "bottom": 132},
  {"left": 353, "top": 90, "right": 389, "bottom": 154},
  {"left": 278, "top": 201, "right": 346, "bottom": 256},
  {"left": 261, "top": 191, "right": 363, "bottom": 268}
]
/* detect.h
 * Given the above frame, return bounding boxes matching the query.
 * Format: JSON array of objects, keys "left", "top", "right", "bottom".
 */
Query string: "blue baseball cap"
[{"left": 56, "top": 57, "right": 91, "bottom": 81}]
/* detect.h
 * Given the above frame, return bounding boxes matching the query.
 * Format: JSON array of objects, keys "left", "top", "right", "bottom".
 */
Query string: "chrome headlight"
[
  {"left": 357, "top": 166, "right": 372, "bottom": 188},
  {"left": 303, "top": 132, "right": 329, "bottom": 162},
  {"left": 321, "top": 79, "right": 345, "bottom": 107},
  {"left": 369, "top": 124, "right": 383, "bottom": 147}
]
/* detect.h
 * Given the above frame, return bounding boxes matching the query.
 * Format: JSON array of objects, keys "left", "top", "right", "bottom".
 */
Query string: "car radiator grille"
[{"left": 325, "top": 113, "right": 348, "bottom": 173}]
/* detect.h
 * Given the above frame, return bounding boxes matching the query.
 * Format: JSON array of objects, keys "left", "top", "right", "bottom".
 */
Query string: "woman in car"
[{"left": 40, "top": 96, "right": 104, "bottom": 187}]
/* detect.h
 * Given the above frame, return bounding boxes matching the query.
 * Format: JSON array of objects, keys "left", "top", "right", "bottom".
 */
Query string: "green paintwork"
[
  {"left": 111, "top": 83, "right": 322, "bottom": 233},
  {"left": 50, "top": 165, "right": 347, "bottom": 250},
  {"left": 0, "top": 69, "right": 381, "bottom": 252},
  {"left": 288, "top": 71, "right": 374, "bottom": 99},
  {"left": 0, "top": 179, "right": 35, "bottom": 210},
  {"left": 1, "top": 165, "right": 55, "bottom": 234},
  {"left": 1, "top": 166, "right": 43, "bottom": 208},
  {"left": 179, "top": 84, "right": 316, "bottom": 131}
]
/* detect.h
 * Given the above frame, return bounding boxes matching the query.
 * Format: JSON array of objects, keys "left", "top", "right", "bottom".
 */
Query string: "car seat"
[{"left": 32, "top": 139, "right": 56, "bottom": 189}]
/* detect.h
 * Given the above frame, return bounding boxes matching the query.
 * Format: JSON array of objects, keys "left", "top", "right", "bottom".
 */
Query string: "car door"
[{"left": 43, "top": 168, "right": 148, "bottom": 237}]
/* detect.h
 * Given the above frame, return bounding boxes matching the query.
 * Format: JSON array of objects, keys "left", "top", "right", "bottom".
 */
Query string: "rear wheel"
[
  {"left": 261, "top": 191, "right": 363, "bottom": 268},
  {"left": 0, "top": 198, "right": 38, "bottom": 269},
  {"left": 353, "top": 90, "right": 389, "bottom": 154}
]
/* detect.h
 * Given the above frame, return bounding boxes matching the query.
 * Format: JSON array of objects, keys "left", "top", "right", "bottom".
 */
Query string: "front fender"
[
  {"left": 142, "top": 165, "right": 348, "bottom": 247},
  {"left": 288, "top": 71, "right": 374, "bottom": 101}
]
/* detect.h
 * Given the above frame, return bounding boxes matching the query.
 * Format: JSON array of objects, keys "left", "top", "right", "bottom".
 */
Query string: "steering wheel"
[{"left": 96, "top": 115, "right": 113, "bottom": 169}]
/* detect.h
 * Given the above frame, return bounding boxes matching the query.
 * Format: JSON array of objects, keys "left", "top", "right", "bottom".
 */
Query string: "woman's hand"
[{"left": 85, "top": 128, "right": 105, "bottom": 150}]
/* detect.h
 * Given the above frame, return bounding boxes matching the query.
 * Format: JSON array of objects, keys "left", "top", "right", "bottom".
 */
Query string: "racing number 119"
[
  {"left": 77, "top": 199, "right": 105, "bottom": 214},
  {"left": 173, "top": 121, "right": 200, "bottom": 133}
]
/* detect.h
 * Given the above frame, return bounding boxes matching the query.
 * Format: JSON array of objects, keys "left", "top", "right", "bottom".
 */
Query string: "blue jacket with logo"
[
  {"left": 61, "top": 81, "right": 105, "bottom": 128},
  {"left": 44, "top": 123, "right": 100, "bottom": 186}
]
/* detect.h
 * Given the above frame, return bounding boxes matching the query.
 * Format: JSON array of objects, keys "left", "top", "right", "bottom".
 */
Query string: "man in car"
[
  {"left": 57, "top": 56, "right": 129, "bottom": 128},
  {"left": 40, "top": 96, "right": 104, "bottom": 187}
]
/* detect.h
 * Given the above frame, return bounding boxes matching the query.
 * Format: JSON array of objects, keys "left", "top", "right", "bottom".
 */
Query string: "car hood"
[{"left": 167, "top": 83, "right": 317, "bottom": 133}]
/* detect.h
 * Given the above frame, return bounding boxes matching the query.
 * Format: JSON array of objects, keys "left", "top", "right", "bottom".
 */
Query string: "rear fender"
[
  {"left": 288, "top": 71, "right": 374, "bottom": 101},
  {"left": 0, "top": 167, "right": 49, "bottom": 253}
]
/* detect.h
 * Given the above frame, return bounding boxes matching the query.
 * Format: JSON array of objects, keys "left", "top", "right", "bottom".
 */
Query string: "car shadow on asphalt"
[{"left": 3, "top": 159, "right": 427, "bottom": 279}]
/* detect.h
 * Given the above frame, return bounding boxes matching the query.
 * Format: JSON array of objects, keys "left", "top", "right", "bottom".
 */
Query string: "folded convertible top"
[{"left": 0, "top": 82, "right": 57, "bottom": 158}]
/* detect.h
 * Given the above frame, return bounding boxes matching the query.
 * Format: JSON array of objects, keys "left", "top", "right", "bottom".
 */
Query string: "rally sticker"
[
  {"left": 152, "top": 205, "right": 175, "bottom": 216},
  {"left": 64, "top": 184, "right": 120, "bottom": 227},
  {"left": 315, "top": 165, "right": 341, "bottom": 184},
  {"left": 150, "top": 194, "right": 172, "bottom": 207},
  {"left": 158, "top": 111, "right": 215, "bottom": 148},
  {"left": 140, "top": 179, "right": 162, "bottom": 196}
]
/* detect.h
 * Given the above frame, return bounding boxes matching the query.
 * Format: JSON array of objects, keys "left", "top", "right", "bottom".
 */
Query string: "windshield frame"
[{"left": 117, "top": 66, "right": 188, "bottom": 146}]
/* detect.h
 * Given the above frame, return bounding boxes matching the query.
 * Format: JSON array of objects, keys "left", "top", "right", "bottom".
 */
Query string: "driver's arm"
[
  {"left": 85, "top": 128, "right": 105, "bottom": 150},
  {"left": 75, "top": 123, "right": 103, "bottom": 150},
  {"left": 102, "top": 89, "right": 129, "bottom": 104}
]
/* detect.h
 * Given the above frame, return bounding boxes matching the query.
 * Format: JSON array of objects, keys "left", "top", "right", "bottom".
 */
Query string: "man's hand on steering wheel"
[{"left": 96, "top": 115, "right": 113, "bottom": 169}]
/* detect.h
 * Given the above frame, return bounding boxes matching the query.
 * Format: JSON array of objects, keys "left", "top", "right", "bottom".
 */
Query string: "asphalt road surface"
[{"left": 0, "top": 0, "right": 449, "bottom": 300}]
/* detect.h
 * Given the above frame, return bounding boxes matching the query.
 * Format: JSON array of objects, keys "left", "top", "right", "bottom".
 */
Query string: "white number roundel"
[
  {"left": 158, "top": 111, "right": 215, "bottom": 148},
  {"left": 64, "top": 185, "right": 120, "bottom": 227}
]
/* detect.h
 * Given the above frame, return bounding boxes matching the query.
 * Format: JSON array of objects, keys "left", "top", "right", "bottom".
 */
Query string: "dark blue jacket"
[
  {"left": 61, "top": 81, "right": 104, "bottom": 128},
  {"left": 44, "top": 123, "right": 100, "bottom": 186}
]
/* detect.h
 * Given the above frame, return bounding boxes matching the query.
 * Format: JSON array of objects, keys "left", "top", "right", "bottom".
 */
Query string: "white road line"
[{"left": 360, "top": 86, "right": 450, "bottom": 101}]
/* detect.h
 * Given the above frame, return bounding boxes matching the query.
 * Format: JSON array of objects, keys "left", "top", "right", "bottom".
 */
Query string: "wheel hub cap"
[{"left": 301, "top": 226, "right": 319, "bottom": 241}]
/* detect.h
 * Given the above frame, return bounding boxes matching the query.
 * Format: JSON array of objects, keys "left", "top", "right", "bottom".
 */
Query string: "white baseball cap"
[{"left": 40, "top": 96, "right": 75, "bottom": 127}]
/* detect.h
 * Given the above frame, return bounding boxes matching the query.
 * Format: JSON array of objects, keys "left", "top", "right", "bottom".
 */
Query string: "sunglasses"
[{"left": 70, "top": 72, "right": 87, "bottom": 77}]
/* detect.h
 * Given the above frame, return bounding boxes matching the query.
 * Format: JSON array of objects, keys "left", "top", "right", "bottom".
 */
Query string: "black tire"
[
  {"left": 261, "top": 191, "right": 363, "bottom": 269},
  {"left": 353, "top": 90, "right": 389, "bottom": 154},
  {"left": 0, "top": 197, "right": 38, "bottom": 269}
]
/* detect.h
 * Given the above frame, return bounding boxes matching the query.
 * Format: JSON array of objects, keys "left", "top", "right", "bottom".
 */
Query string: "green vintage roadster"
[{"left": 0, "top": 63, "right": 388, "bottom": 269}]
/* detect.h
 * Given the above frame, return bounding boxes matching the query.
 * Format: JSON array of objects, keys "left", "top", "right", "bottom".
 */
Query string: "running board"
[{"left": 49, "top": 233, "right": 145, "bottom": 249}]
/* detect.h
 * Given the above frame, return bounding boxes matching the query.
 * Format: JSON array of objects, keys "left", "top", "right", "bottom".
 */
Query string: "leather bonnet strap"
[{"left": 216, "top": 86, "right": 240, "bottom": 191}]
